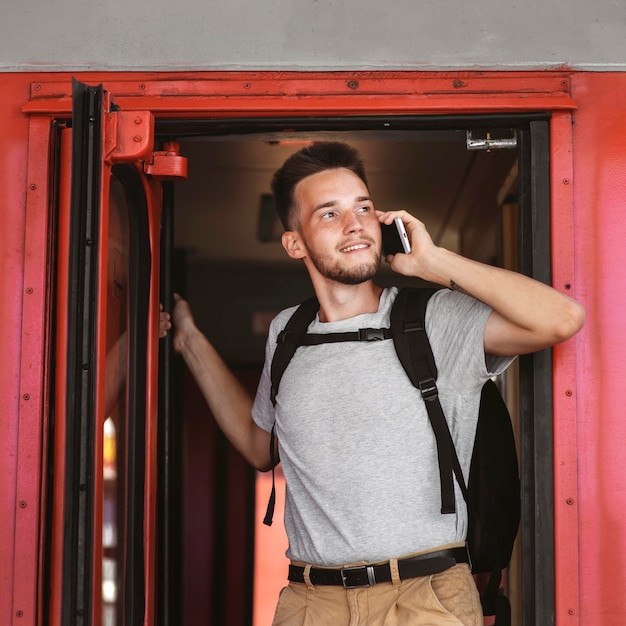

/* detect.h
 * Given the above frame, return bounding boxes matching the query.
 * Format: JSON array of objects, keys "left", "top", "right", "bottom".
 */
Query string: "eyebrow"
[{"left": 313, "top": 196, "right": 372, "bottom": 213}]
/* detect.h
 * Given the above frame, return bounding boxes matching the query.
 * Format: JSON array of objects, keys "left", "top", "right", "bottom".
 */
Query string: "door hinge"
[
  {"left": 144, "top": 141, "right": 188, "bottom": 181},
  {"left": 102, "top": 111, "right": 187, "bottom": 179},
  {"left": 104, "top": 110, "right": 155, "bottom": 164},
  {"left": 466, "top": 130, "right": 517, "bottom": 151}
]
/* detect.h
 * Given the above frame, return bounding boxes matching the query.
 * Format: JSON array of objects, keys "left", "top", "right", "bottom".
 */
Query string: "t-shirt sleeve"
[
  {"left": 251, "top": 339, "right": 275, "bottom": 432},
  {"left": 426, "top": 289, "right": 515, "bottom": 391}
]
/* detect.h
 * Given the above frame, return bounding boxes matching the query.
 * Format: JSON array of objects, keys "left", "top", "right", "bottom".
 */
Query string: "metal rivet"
[
  {"left": 16, "top": 611, "right": 24, "bottom": 618},
  {"left": 564, "top": 283, "right": 572, "bottom": 290},
  {"left": 565, "top": 390, "right": 573, "bottom": 397},
  {"left": 19, "top": 501, "right": 27, "bottom": 508},
  {"left": 26, "top": 287, "right": 33, "bottom": 294},
  {"left": 566, "top": 498, "right": 574, "bottom": 505},
  {"left": 30, "top": 184, "right": 37, "bottom": 190},
  {"left": 347, "top": 80, "right": 359, "bottom": 90},
  {"left": 563, "top": 178, "right": 570, "bottom": 185},
  {"left": 23, "top": 394, "right": 30, "bottom": 401},
  {"left": 134, "top": 135, "right": 142, "bottom": 143}
]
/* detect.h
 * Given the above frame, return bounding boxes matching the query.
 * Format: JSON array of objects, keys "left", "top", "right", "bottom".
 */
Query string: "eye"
[{"left": 320, "top": 210, "right": 337, "bottom": 220}]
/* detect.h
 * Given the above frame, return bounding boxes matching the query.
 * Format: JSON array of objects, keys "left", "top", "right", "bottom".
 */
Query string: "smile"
[{"left": 340, "top": 243, "right": 370, "bottom": 253}]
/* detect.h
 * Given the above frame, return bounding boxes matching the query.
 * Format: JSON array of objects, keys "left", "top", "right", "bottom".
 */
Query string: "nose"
[{"left": 343, "top": 212, "right": 364, "bottom": 233}]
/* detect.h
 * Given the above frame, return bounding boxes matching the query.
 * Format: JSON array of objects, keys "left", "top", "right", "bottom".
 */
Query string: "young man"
[{"left": 160, "top": 142, "right": 585, "bottom": 625}]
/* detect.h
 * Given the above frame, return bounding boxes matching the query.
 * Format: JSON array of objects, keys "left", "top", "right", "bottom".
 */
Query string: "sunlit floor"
[{"left": 254, "top": 470, "right": 289, "bottom": 626}]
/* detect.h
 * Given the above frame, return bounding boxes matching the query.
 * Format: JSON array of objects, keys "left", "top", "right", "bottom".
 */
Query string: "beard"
[{"left": 307, "top": 247, "right": 381, "bottom": 285}]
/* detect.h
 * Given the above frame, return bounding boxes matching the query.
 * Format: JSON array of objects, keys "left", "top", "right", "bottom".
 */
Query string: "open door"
[{"left": 49, "top": 79, "right": 186, "bottom": 626}]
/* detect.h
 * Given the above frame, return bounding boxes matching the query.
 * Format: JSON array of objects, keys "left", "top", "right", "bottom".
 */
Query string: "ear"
[{"left": 281, "top": 230, "right": 307, "bottom": 260}]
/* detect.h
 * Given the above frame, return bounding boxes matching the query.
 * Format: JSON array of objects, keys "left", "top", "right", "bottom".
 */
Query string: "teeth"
[{"left": 342, "top": 244, "right": 368, "bottom": 252}]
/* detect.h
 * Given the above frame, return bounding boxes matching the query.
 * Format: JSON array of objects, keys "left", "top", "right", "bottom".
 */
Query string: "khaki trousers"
[{"left": 271, "top": 563, "right": 482, "bottom": 626}]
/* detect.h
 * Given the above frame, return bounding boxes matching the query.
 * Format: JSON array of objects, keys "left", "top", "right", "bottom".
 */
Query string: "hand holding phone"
[{"left": 381, "top": 217, "right": 412, "bottom": 255}]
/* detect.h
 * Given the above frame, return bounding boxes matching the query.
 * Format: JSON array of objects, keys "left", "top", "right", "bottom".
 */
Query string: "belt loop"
[
  {"left": 303, "top": 564, "right": 315, "bottom": 591},
  {"left": 389, "top": 558, "right": 401, "bottom": 586}
]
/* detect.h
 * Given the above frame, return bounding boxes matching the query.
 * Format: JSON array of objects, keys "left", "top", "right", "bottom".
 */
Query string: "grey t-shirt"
[{"left": 252, "top": 287, "right": 514, "bottom": 567}]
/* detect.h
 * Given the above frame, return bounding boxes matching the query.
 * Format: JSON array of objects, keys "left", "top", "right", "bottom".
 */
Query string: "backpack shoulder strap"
[
  {"left": 264, "top": 296, "right": 320, "bottom": 527},
  {"left": 270, "top": 296, "right": 320, "bottom": 406},
  {"left": 390, "top": 287, "right": 439, "bottom": 388},
  {"left": 391, "top": 287, "right": 467, "bottom": 513}
]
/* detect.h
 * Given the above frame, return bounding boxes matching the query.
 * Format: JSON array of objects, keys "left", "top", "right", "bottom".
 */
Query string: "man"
[{"left": 160, "top": 142, "right": 584, "bottom": 625}]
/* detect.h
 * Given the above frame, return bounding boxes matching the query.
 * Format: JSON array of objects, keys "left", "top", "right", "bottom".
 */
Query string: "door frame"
[{"left": 17, "top": 71, "right": 580, "bottom": 625}]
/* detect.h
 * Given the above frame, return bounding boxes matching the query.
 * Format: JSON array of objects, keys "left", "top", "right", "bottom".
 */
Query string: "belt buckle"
[{"left": 340, "top": 564, "right": 376, "bottom": 588}]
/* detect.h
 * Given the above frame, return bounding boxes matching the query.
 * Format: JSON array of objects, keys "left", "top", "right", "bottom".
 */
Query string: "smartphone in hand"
[{"left": 381, "top": 217, "right": 411, "bottom": 255}]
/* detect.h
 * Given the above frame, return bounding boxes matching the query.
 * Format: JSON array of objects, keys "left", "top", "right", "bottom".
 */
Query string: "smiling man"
[
  {"left": 280, "top": 164, "right": 383, "bottom": 316},
  {"left": 161, "top": 142, "right": 585, "bottom": 625}
]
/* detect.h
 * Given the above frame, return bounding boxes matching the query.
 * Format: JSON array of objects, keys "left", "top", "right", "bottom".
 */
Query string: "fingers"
[
  {"left": 159, "top": 296, "right": 178, "bottom": 338},
  {"left": 159, "top": 309, "right": 172, "bottom": 338},
  {"left": 376, "top": 209, "right": 415, "bottom": 225},
  {"left": 159, "top": 293, "right": 192, "bottom": 340}
]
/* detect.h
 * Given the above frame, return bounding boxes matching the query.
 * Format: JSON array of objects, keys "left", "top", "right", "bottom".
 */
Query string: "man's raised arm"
[
  {"left": 379, "top": 210, "right": 586, "bottom": 356},
  {"left": 160, "top": 295, "right": 274, "bottom": 470}
]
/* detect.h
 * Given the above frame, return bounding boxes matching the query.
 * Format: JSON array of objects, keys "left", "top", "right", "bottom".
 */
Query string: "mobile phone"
[{"left": 381, "top": 217, "right": 411, "bottom": 255}]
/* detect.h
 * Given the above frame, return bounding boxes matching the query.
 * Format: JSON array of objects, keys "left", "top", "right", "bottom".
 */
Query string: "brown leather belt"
[{"left": 288, "top": 546, "right": 469, "bottom": 589}]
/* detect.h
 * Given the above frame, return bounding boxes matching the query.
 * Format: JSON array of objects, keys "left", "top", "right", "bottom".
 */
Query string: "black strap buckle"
[
  {"left": 358, "top": 328, "right": 386, "bottom": 341},
  {"left": 418, "top": 377, "right": 438, "bottom": 401},
  {"left": 340, "top": 565, "right": 376, "bottom": 588}
]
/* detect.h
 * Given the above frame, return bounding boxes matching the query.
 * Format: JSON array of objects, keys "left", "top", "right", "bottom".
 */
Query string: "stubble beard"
[{"left": 308, "top": 248, "right": 382, "bottom": 285}]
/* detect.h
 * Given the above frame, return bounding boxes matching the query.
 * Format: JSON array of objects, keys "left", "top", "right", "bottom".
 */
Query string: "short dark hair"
[{"left": 271, "top": 141, "right": 368, "bottom": 230}]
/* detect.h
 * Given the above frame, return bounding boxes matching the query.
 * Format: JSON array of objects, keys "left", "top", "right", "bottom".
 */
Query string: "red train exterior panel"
[{"left": 0, "top": 70, "right": 622, "bottom": 625}]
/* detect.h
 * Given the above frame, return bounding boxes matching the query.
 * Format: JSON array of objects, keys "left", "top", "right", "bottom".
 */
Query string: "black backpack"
[{"left": 264, "top": 287, "right": 520, "bottom": 626}]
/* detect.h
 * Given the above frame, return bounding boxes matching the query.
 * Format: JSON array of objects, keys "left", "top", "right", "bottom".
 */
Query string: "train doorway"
[{"left": 158, "top": 115, "right": 553, "bottom": 626}]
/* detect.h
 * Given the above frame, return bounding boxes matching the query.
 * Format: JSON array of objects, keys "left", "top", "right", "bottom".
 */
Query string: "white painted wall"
[{"left": 2, "top": 0, "right": 625, "bottom": 72}]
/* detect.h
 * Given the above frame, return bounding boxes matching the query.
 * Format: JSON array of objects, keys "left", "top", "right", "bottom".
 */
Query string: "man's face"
[{"left": 289, "top": 167, "right": 382, "bottom": 285}]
